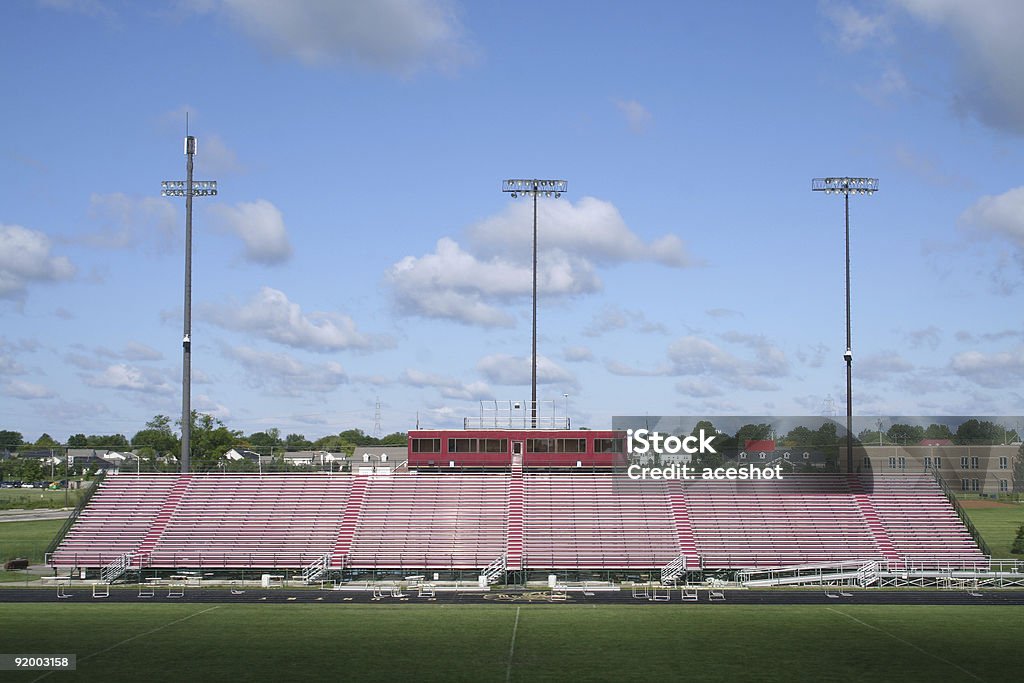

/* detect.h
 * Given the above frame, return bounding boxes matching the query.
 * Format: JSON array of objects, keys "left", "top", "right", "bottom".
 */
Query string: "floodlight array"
[
  {"left": 161, "top": 180, "right": 218, "bottom": 197},
  {"left": 811, "top": 177, "right": 878, "bottom": 195},
  {"left": 502, "top": 179, "right": 567, "bottom": 198}
]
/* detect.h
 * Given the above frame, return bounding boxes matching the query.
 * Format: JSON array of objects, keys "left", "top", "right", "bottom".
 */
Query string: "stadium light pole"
[
  {"left": 812, "top": 177, "right": 878, "bottom": 475},
  {"left": 502, "top": 179, "right": 568, "bottom": 428},
  {"left": 162, "top": 136, "right": 217, "bottom": 474}
]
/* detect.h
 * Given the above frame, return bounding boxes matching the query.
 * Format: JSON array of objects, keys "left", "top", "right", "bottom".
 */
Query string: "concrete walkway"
[{"left": 0, "top": 508, "right": 73, "bottom": 523}]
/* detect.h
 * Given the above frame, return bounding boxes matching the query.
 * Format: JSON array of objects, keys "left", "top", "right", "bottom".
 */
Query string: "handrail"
[
  {"left": 45, "top": 472, "right": 107, "bottom": 558},
  {"left": 928, "top": 468, "right": 992, "bottom": 557}
]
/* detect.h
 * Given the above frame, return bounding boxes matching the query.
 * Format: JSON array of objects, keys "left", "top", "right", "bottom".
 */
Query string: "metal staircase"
[
  {"left": 660, "top": 553, "right": 689, "bottom": 584},
  {"left": 481, "top": 554, "right": 507, "bottom": 585},
  {"left": 100, "top": 552, "right": 132, "bottom": 583},
  {"left": 302, "top": 554, "right": 331, "bottom": 583}
]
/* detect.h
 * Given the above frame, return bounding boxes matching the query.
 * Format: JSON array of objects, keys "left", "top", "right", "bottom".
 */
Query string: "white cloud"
[
  {"left": 200, "top": 134, "right": 245, "bottom": 174},
  {"left": 225, "top": 345, "right": 348, "bottom": 395},
  {"left": 675, "top": 378, "right": 723, "bottom": 398},
  {"left": 193, "top": 394, "right": 233, "bottom": 421},
  {"left": 895, "top": 0, "right": 1024, "bottom": 134},
  {"left": 906, "top": 326, "right": 942, "bottom": 350},
  {"left": 857, "top": 351, "right": 915, "bottom": 381},
  {"left": 82, "top": 363, "right": 175, "bottom": 395},
  {"left": 3, "top": 380, "right": 55, "bottom": 400},
  {"left": 38, "top": 0, "right": 114, "bottom": 19},
  {"left": 206, "top": 286, "right": 388, "bottom": 352},
  {"left": 950, "top": 346, "right": 1024, "bottom": 388},
  {"left": 211, "top": 200, "right": 293, "bottom": 265},
  {"left": 469, "top": 196, "right": 698, "bottom": 268},
  {"left": 563, "top": 346, "right": 594, "bottom": 363},
  {"left": 855, "top": 65, "right": 909, "bottom": 105},
  {"left": 706, "top": 308, "right": 742, "bottom": 319},
  {"left": 476, "top": 354, "right": 577, "bottom": 389},
  {"left": 821, "top": 1, "right": 891, "bottom": 51},
  {"left": 92, "top": 341, "right": 164, "bottom": 362},
  {"left": 608, "top": 333, "right": 790, "bottom": 392},
  {"left": 386, "top": 237, "right": 599, "bottom": 327},
  {"left": 0, "top": 224, "right": 75, "bottom": 300},
  {"left": 583, "top": 305, "right": 668, "bottom": 337},
  {"left": 960, "top": 186, "right": 1024, "bottom": 250},
  {"left": 614, "top": 99, "right": 652, "bottom": 133},
  {"left": 795, "top": 342, "right": 828, "bottom": 368},
  {"left": 388, "top": 197, "right": 699, "bottom": 327},
  {"left": 400, "top": 368, "right": 492, "bottom": 401},
  {"left": 80, "top": 193, "right": 178, "bottom": 251},
  {"left": 194, "top": 0, "right": 474, "bottom": 75}
]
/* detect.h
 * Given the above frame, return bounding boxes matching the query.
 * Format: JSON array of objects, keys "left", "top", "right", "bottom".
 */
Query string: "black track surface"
[{"left": 3, "top": 587, "right": 1023, "bottom": 606}]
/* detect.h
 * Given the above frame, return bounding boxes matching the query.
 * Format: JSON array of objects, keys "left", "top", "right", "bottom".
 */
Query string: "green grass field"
[
  {"left": 0, "top": 519, "right": 64, "bottom": 565},
  {"left": 0, "top": 603, "right": 1020, "bottom": 682},
  {"left": 0, "top": 487, "right": 83, "bottom": 511},
  {"left": 962, "top": 506, "right": 1024, "bottom": 558}
]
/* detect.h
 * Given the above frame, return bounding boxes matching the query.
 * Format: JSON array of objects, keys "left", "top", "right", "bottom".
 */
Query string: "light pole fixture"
[
  {"left": 812, "top": 177, "right": 878, "bottom": 475},
  {"left": 162, "top": 136, "right": 217, "bottom": 474},
  {"left": 502, "top": 179, "right": 568, "bottom": 428}
]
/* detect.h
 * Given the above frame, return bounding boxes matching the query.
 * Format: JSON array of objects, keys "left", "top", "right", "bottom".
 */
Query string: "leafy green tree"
[
  {"left": 34, "top": 433, "right": 60, "bottom": 448},
  {"left": 132, "top": 414, "right": 178, "bottom": 456},
  {"left": 312, "top": 435, "right": 346, "bottom": 452},
  {"left": 178, "top": 411, "right": 243, "bottom": 471},
  {"left": 285, "top": 433, "right": 313, "bottom": 451},
  {"left": 67, "top": 433, "right": 88, "bottom": 448},
  {"left": 887, "top": 423, "right": 924, "bottom": 445},
  {"left": 248, "top": 429, "right": 282, "bottom": 451},
  {"left": 734, "top": 423, "right": 772, "bottom": 449},
  {"left": 924, "top": 423, "right": 954, "bottom": 441},
  {"left": 379, "top": 431, "right": 407, "bottom": 445},
  {"left": 86, "top": 434, "right": 129, "bottom": 449},
  {"left": 0, "top": 430, "right": 24, "bottom": 451},
  {"left": 954, "top": 419, "right": 1005, "bottom": 445},
  {"left": 1014, "top": 443, "right": 1024, "bottom": 494},
  {"left": 784, "top": 426, "right": 821, "bottom": 448},
  {"left": 1011, "top": 525, "right": 1024, "bottom": 555},
  {"left": 0, "top": 456, "right": 45, "bottom": 482}
]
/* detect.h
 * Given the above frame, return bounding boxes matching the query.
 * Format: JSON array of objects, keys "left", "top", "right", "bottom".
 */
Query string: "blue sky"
[{"left": 2, "top": 0, "right": 1023, "bottom": 442}]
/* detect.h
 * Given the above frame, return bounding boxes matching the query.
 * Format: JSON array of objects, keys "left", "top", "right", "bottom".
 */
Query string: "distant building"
[{"left": 859, "top": 444, "right": 1017, "bottom": 495}]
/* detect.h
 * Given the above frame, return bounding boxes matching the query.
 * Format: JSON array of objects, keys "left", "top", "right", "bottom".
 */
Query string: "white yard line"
[
  {"left": 825, "top": 607, "right": 982, "bottom": 681},
  {"left": 32, "top": 605, "right": 222, "bottom": 683},
  {"left": 505, "top": 606, "right": 521, "bottom": 683}
]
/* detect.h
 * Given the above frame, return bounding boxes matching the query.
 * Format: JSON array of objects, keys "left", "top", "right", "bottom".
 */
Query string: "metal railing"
[
  {"left": 929, "top": 468, "right": 992, "bottom": 557},
  {"left": 45, "top": 473, "right": 106, "bottom": 559}
]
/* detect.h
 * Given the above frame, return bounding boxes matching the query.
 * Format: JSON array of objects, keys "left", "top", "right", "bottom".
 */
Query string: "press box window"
[
  {"left": 411, "top": 439, "right": 440, "bottom": 453},
  {"left": 447, "top": 438, "right": 478, "bottom": 453}
]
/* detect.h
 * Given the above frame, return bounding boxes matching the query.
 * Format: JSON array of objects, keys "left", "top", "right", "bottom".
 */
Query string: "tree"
[
  {"left": 285, "top": 433, "right": 313, "bottom": 451},
  {"left": 86, "top": 434, "right": 129, "bottom": 449},
  {"left": 1011, "top": 525, "right": 1024, "bottom": 555},
  {"left": 132, "top": 428, "right": 178, "bottom": 456},
  {"left": 734, "top": 423, "right": 772, "bottom": 449},
  {"left": 784, "top": 426, "right": 821, "bottom": 448},
  {"left": 248, "top": 430, "right": 283, "bottom": 450},
  {"left": 887, "top": 423, "right": 924, "bottom": 445},
  {"left": 34, "top": 433, "right": 60, "bottom": 448},
  {"left": 181, "top": 411, "right": 243, "bottom": 471},
  {"left": 67, "top": 433, "right": 87, "bottom": 448},
  {"left": 1014, "top": 443, "right": 1024, "bottom": 494},
  {"left": 923, "top": 423, "right": 954, "bottom": 441},
  {"left": 0, "top": 430, "right": 24, "bottom": 451},
  {"left": 954, "top": 419, "right": 1005, "bottom": 445}
]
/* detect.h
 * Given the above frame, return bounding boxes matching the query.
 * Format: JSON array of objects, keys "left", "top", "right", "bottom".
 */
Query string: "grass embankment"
[
  {"left": 0, "top": 487, "right": 84, "bottom": 510},
  {"left": 0, "top": 519, "right": 64, "bottom": 564}
]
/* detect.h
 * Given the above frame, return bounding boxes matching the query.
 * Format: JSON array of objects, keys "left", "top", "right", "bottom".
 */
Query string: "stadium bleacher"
[{"left": 49, "top": 472, "right": 987, "bottom": 572}]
